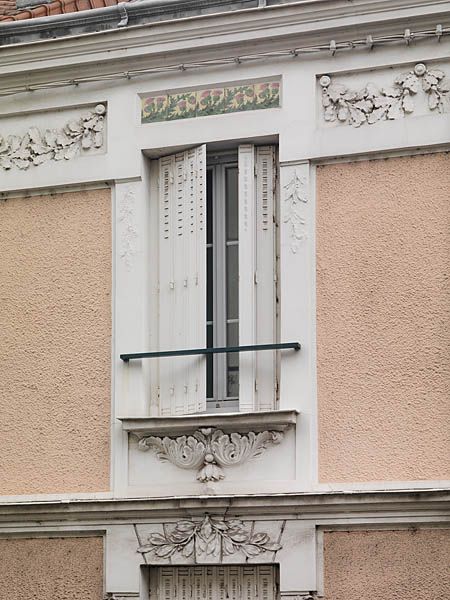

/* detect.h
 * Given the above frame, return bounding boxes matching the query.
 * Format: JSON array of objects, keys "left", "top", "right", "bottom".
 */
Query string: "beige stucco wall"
[
  {"left": 323, "top": 529, "right": 450, "bottom": 599},
  {"left": 0, "top": 189, "right": 111, "bottom": 495},
  {"left": 0, "top": 536, "right": 103, "bottom": 598},
  {"left": 317, "top": 153, "right": 450, "bottom": 483}
]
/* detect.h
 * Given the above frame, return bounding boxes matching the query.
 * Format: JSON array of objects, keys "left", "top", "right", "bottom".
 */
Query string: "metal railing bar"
[{"left": 120, "top": 342, "right": 300, "bottom": 362}]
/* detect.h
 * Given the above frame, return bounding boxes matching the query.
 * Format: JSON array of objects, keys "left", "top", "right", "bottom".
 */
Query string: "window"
[{"left": 153, "top": 143, "right": 278, "bottom": 416}]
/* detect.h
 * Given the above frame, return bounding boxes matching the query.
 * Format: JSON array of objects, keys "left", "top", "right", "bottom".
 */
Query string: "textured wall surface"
[
  {"left": 0, "top": 537, "right": 103, "bottom": 598},
  {"left": 317, "top": 153, "right": 450, "bottom": 482},
  {"left": 323, "top": 529, "right": 450, "bottom": 599},
  {"left": 0, "top": 189, "right": 111, "bottom": 495}
]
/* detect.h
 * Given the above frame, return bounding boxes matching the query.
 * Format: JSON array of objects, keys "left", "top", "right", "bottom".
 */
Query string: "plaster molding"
[
  {"left": 0, "top": 0, "right": 448, "bottom": 75},
  {"left": 320, "top": 62, "right": 450, "bottom": 127},
  {"left": 0, "top": 490, "right": 448, "bottom": 523},
  {"left": 138, "top": 427, "right": 284, "bottom": 483},
  {"left": 137, "top": 514, "right": 282, "bottom": 561},
  {"left": 283, "top": 169, "right": 308, "bottom": 253},
  {"left": 0, "top": 103, "right": 106, "bottom": 171}
]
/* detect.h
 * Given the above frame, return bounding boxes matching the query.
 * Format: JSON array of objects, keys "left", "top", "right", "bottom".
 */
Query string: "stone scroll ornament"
[
  {"left": 320, "top": 63, "right": 449, "bottom": 127},
  {"left": 0, "top": 103, "right": 106, "bottom": 170},
  {"left": 138, "top": 427, "right": 283, "bottom": 483},
  {"left": 137, "top": 515, "right": 282, "bottom": 560}
]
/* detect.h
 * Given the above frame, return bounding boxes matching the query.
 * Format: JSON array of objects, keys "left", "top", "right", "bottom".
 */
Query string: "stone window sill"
[{"left": 118, "top": 409, "right": 298, "bottom": 436}]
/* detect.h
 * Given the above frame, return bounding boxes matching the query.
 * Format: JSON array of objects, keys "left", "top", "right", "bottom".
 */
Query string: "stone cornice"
[
  {"left": 0, "top": 489, "right": 448, "bottom": 525},
  {"left": 0, "top": 0, "right": 449, "bottom": 81}
]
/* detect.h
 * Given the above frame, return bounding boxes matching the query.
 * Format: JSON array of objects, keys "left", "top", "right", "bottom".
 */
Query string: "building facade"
[{"left": 0, "top": 1, "right": 449, "bottom": 598}]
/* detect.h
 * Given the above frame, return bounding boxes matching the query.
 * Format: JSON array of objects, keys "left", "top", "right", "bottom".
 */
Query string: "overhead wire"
[{"left": 0, "top": 24, "right": 448, "bottom": 97}]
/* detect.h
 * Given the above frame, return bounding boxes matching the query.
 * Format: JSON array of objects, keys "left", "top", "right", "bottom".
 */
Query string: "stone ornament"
[
  {"left": 138, "top": 427, "right": 284, "bottom": 482},
  {"left": 283, "top": 169, "right": 308, "bottom": 253},
  {"left": 320, "top": 63, "right": 449, "bottom": 127},
  {"left": 0, "top": 103, "right": 106, "bottom": 170},
  {"left": 137, "top": 515, "right": 282, "bottom": 561}
]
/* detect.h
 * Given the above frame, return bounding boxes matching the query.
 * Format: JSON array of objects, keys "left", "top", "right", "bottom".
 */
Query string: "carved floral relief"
[
  {"left": 283, "top": 169, "right": 308, "bottom": 253},
  {"left": 137, "top": 515, "right": 282, "bottom": 561},
  {"left": 320, "top": 63, "right": 449, "bottom": 127},
  {"left": 0, "top": 103, "right": 106, "bottom": 170},
  {"left": 138, "top": 427, "right": 283, "bottom": 483}
]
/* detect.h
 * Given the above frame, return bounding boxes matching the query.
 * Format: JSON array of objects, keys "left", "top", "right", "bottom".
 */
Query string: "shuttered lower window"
[
  {"left": 156, "top": 144, "right": 277, "bottom": 416},
  {"left": 148, "top": 565, "right": 278, "bottom": 600}
]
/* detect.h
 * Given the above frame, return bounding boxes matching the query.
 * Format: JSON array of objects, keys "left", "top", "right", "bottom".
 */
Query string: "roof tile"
[{"left": 0, "top": 0, "right": 131, "bottom": 22}]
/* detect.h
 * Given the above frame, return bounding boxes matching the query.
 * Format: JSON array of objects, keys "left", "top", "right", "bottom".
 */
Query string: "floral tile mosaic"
[{"left": 141, "top": 80, "right": 280, "bottom": 123}]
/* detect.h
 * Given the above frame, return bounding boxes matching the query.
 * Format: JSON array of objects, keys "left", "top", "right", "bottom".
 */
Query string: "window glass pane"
[
  {"left": 225, "top": 167, "right": 238, "bottom": 241},
  {"left": 207, "top": 246, "right": 213, "bottom": 322},
  {"left": 226, "top": 244, "right": 239, "bottom": 321},
  {"left": 206, "top": 169, "right": 213, "bottom": 245},
  {"left": 226, "top": 322, "right": 239, "bottom": 398},
  {"left": 206, "top": 324, "right": 213, "bottom": 398}
]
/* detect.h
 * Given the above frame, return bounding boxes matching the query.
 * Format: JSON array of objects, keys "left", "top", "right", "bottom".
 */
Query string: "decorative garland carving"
[
  {"left": 138, "top": 427, "right": 284, "bottom": 483},
  {"left": 137, "top": 515, "right": 282, "bottom": 560},
  {"left": 283, "top": 169, "right": 308, "bottom": 253},
  {"left": 320, "top": 63, "right": 449, "bottom": 127},
  {"left": 0, "top": 103, "right": 106, "bottom": 170}
]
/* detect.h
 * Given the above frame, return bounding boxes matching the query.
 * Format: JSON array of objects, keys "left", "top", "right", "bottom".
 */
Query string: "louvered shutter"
[
  {"left": 149, "top": 566, "right": 276, "bottom": 599},
  {"left": 238, "top": 144, "right": 277, "bottom": 412},
  {"left": 158, "top": 145, "right": 206, "bottom": 415}
]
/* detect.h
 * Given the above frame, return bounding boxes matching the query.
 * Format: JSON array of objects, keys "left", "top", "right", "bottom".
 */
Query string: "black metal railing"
[{"left": 120, "top": 342, "right": 300, "bottom": 362}]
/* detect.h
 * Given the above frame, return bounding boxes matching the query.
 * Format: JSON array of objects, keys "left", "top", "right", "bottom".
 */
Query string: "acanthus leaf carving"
[
  {"left": 320, "top": 63, "right": 449, "bottom": 127},
  {"left": 0, "top": 103, "right": 106, "bottom": 171},
  {"left": 137, "top": 515, "right": 282, "bottom": 561},
  {"left": 138, "top": 426, "right": 283, "bottom": 482}
]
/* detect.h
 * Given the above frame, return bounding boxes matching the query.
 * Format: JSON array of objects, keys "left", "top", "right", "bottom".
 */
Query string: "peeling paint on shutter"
[
  {"left": 158, "top": 145, "right": 206, "bottom": 416},
  {"left": 239, "top": 144, "right": 277, "bottom": 412},
  {"left": 149, "top": 565, "right": 277, "bottom": 600}
]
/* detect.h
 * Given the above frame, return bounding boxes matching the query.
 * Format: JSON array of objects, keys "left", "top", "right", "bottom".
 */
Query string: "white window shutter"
[
  {"left": 238, "top": 144, "right": 277, "bottom": 412},
  {"left": 158, "top": 145, "right": 206, "bottom": 415},
  {"left": 238, "top": 145, "right": 257, "bottom": 412}
]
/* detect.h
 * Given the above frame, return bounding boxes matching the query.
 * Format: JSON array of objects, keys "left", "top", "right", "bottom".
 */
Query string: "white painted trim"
[
  {"left": 0, "top": 180, "right": 111, "bottom": 200},
  {"left": 314, "top": 480, "right": 450, "bottom": 492}
]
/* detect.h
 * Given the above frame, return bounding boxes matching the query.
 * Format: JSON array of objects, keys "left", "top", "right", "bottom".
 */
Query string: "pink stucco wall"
[
  {"left": 0, "top": 536, "right": 103, "bottom": 598},
  {"left": 323, "top": 529, "right": 450, "bottom": 599},
  {"left": 0, "top": 189, "right": 111, "bottom": 495},
  {"left": 317, "top": 153, "right": 450, "bottom": 483}
]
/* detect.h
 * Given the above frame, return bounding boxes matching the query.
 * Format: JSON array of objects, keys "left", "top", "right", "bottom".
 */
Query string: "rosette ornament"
[{"left": 138, "top": 427, "right": 284, "bottom": 482}]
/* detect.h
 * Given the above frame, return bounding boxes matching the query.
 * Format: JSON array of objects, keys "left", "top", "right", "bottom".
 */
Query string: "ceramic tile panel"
[{"left": 141, "top": 81, "right": 280, "bottom": 123}]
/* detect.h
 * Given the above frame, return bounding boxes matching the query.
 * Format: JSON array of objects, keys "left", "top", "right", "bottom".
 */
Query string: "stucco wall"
[
  {"left": 0, "top": 189, "right": 111, "bottom": 495},
  {"left": 0, "top": 536, "right": 103, "bottom": 598},
  {"left": 317, "top": 153, "right": 450, "bottom": 483},
  {"left": 323, "top": 529, "right": 450, "bottom": 599}
]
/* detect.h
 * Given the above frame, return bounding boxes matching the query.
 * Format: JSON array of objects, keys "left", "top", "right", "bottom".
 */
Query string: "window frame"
[{"left": 206, "top": 153, "right": 240, "bottom": 413}]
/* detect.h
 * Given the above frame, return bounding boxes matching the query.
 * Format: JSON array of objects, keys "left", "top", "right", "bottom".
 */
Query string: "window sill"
[{"left": 119, "top": 409, "right": 298, "bottom": 436}]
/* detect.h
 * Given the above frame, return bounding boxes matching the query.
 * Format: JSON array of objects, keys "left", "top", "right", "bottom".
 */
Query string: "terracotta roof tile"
[
  {"left": 0, "top": 0, "right": 131, "bottom": 22},
  {"left": 0, "top": 0, "right": 16, "bottom": 16}
]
